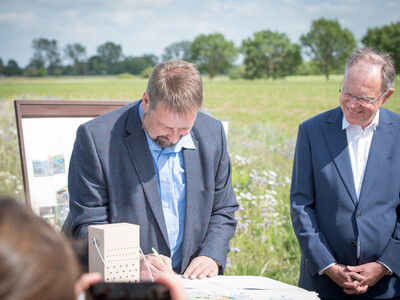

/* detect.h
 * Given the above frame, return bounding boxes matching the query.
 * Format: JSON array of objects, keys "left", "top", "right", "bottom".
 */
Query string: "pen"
[{"left": 152, "top": 247, "right": 167, "bottom": 265}]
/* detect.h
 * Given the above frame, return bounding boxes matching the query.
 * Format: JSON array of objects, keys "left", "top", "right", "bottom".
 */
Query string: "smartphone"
[{"left": 89, "top": 282, "right": 171, "bottom": 300}]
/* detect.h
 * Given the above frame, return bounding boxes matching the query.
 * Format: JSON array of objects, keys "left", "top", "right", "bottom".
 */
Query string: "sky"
[{"left": 1, "top": 0, "right": 399, "bottom": 68}]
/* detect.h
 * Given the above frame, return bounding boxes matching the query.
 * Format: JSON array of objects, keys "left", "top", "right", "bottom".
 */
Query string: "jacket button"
[
  {"left": 351, "top": 240, "right": 357, "bottom": 246},
  {"left": 356, "top": 212, "right": 362, "bottom": 218}
]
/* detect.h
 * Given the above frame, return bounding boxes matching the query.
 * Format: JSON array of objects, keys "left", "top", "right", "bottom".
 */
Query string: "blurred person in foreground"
[
  {"left": 64, "top": 60, "right": 238, "bottom": 281},
  {"left": 0, "top": 197, "right": 100, "bottom": 300},
  {"left": 290, "top": 48, "right": 400, "bottom": 299},
  {"left": 0, "top": 197, "right": 186, "bottom": 300}
]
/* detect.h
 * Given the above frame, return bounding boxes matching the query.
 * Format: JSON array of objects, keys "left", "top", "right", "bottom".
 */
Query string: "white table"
[{"left": 182, "top": 275, "right": 320, "bottom": 300}]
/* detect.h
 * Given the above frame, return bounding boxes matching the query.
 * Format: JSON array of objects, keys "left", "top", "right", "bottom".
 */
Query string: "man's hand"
[
  {"left": 140, "top": 253, "right": 175, "bottom": 281},
  {"left": 344, "top": 262, "right": 387, "bottom": 292},
  {"left": 182, "top": 256, "right": 219, "bottom": 279},
  {"left": 324, "top": 264, "right": 368, "bottom": 294}
]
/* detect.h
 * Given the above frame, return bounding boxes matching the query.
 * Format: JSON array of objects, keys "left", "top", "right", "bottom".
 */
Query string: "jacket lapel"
[
  {"left": 124, "top": 102, "right": 170, "bottom": 248},
  {"left": 320, "top": 107, "right": 358, "bottom": 206},
  {"left": 359, "top": 108, "right": 393, "bottom": 204},
  {"left": 180, "top": 134, "right": 200, "bottom": 268}
]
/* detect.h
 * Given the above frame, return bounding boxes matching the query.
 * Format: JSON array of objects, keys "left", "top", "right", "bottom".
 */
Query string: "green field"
[{"left": 1, "top": 75, "right": 399, "bottom": 285}]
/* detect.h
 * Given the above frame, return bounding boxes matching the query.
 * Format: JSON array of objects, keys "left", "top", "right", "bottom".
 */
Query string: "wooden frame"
[{"left": 14, "top": 100, "right": 130, "bottom": 228}]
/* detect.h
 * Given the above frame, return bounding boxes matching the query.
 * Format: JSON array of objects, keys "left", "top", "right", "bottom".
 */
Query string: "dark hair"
[
  {"left": 0, "top": 197, "right": 81, "bottom": 300},
  {"left": 345, "top": 47, "right": 396, "bottom": 92},
  {"left": 146, "top": 60, "right": 203, "bottom": 114}
]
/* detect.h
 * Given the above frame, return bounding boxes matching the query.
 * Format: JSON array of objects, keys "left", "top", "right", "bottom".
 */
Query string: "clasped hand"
[
  {"left": 140, "top": 254, "right": 219, "bottom": 281},
  {"left": 325, "top": 262, "right": 387, "bottom": 295}
]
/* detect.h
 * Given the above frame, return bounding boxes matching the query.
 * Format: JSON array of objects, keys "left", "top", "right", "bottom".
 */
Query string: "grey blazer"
[
  {"left": 66, "top": 100, "right": 238, "bottom": 274},
  {"left": 290, "top": 107, "right": 400, "bottom": 298}
]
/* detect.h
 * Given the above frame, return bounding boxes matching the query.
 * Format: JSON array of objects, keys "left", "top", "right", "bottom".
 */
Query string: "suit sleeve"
[
  {"left": 290, "top": 123, "right": 337, "bottom": 275},
  {"left": 68, "top": 124, "right": 109, "bottom": 262},
  {"left": 377, "top": 199, "right": 400, "bottom": 276},
  {"left": 195, "top": 122, "right": 239, "bottom": 273}
]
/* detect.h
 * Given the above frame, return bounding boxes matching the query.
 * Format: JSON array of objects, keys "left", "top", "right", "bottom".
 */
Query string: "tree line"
[{"left": 1, "top": 18, "right": 399, "bottom": 80}]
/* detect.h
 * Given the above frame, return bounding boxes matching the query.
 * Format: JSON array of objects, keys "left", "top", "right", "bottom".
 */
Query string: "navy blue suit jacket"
[
  {"left": 67, "top": 100, "right": 238, "bottom": 274},
  {"left": 290, "top": 107, "right": 400, "bottom": 299}
]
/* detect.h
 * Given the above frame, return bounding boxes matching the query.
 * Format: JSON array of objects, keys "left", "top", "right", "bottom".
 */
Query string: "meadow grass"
[{"left": 1, "top": 75, "right": 399, "bottom": 286}]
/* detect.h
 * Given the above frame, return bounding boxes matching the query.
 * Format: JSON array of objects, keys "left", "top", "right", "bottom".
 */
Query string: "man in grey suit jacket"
[
  {"left": 67, "top": 60, "right": 238, "bottom": 281},
  {"left": 290, "top": 48, "right": 400, "bottom": 299}
]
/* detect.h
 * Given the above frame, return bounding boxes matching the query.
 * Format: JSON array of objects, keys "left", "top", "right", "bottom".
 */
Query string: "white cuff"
[
  {"left": 318, "top": 263, "right": 336, "bottom": 275},
  {"left": 377, "top": 261, "right": 392, "bottom": 275}
]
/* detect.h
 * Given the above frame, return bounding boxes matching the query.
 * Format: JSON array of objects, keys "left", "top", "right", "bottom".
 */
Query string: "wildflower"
[{"left": 236, "top": 223, "right": 248, "bottom": 234}]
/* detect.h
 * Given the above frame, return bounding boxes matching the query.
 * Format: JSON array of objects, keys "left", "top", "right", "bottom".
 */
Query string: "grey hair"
[
  {"left": 146, "top": 60, "right": 203, "bottom": 114},
  {"left": 345, "top": 47, "right": 396, "bottom": 92}
]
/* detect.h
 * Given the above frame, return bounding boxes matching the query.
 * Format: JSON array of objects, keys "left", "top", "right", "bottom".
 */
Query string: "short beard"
[
  {"left": 151, "top": 135, "right": 178, "bottom": 148},
  {"left": 142, "top": 112, "right": 181, "bottom": 148}
]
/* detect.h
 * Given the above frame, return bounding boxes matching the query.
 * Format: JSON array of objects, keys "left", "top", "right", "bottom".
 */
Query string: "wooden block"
[{"left": 88, "top": 223, "right": 140, "bottom": 282}]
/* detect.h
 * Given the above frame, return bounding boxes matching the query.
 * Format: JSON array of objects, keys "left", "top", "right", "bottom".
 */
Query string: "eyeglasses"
[{"left": 339, "top": 83, "right": 387, "bottom": 105}]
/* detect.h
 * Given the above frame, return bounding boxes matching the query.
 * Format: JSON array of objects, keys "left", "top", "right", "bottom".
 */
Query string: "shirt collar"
[
  {"left": 139, "top": 100, "right": 196, "bottom": 153},
  {"left": 342, "top": 108, "right": 380, "bottom": 131}
]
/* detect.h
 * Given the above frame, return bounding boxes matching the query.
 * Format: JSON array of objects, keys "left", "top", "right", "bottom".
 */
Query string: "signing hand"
[
  {"left": 140, "top": 253, "right": 175, "bottom": 281},
  {"left": 182, "top": 256, "right": 219, "bottom": 279}
]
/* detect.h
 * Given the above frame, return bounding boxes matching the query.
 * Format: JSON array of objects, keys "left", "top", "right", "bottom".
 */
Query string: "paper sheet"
[{"left": 181, "top": 275, "right": 320, "bottom": 300}]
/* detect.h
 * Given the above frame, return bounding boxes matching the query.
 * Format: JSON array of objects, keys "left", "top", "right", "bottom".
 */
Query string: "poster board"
[{"left": 14, "top": 100, "right": 130, "bottom": 229}]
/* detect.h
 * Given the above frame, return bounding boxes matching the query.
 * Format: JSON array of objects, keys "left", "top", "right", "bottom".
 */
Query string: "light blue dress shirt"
[{"left": 139, "top": 104, "right": 196, "bottom": 269}]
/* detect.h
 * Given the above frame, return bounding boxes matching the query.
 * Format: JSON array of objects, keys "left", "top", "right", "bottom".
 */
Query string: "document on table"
[{"left": 181, "top": 275, "right": 320, "bottom": 300}]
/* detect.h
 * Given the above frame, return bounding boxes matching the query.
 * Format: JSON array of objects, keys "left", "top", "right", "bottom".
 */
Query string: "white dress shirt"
[{"left": 343, "top": 109, "right": 379, "bottom": 199}]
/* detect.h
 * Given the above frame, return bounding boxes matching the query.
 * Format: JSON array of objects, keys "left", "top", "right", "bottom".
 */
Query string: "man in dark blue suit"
[
  {"left": 66, "top": 60, "right": 238, "bottom": 281},
  {"left": 290, "top": 48, "right": 400, "bottom": 299}
]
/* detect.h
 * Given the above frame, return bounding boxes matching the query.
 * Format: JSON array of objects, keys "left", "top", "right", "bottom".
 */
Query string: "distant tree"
[
  {"left": 30, "top": 38, "right": 61, "bottom": 75},
  {"left": 229, "top": 65, "right": 245, "bottom": 80},
  {"left": 24, "top": 61, "right": 48, "bottom": 77},
  {"left": 292, "top": 60, "right": 323, "bottom": 76},
  {"left": 97, "top": 42, "right": 122, "bottom": 73},
  {"left": 64, "top": 43, "right": 87, "bottom": 75},
  {"left": 46, "top": 40, "right": 61, "bottom": 75},
  {"left": 23, "top": 65, "right": 47, "bottom": 77},
  {"left": 191, "top": 33, "right": 238, "bottom": 78},
  {"left": 162, "top": 41, "right": 192, "bottom": 62},
  {"left": 0, "top": 58, "right": 3, "bottom": 75},
  {"left": 4, "top": 59, "right": 23, "bottom": 76},
  {"left": 115, "top": 54, "right": 157, "bottom": 75},
  {"left": 300, "top": 18, "right": 356, "bottom": 80},
  {"left": 117, "top": 56, "right": 146, "bottom": 74},
  {"left": 241, "top": 30, "right": 302, "bottom": 79},
  {"left": 141, "top": 66, "right": 154, "bottom": 78},
  {"left": 362, "top": 21, "right": 400, "bottom": 72},
  {"left": 87, "top": 55, "right": 107, "bottom": 75},
  {"left": 141, "top": 54, "right": 158, "bottom": 66},
  {"left": 31, "top": 38, "right": 47, "bottom": 67}
]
